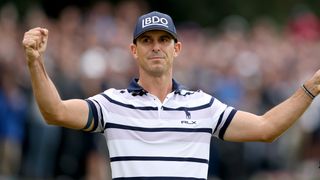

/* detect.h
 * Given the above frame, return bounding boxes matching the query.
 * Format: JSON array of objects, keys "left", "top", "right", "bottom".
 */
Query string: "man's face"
[{"left": 130, "top": 30, "right": 181, "bottom": 77}]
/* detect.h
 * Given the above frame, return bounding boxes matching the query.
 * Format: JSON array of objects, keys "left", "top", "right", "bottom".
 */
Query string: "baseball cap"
[{"left": 133, "top": 11, "right": 178, "bottom": 43}]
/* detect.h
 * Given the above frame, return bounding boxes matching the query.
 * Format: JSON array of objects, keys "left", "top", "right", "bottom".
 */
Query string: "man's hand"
[
  {"left": 314, "top": 69, "right": 320, "bottom": 95},
  {"left": 22, "top": 27, "right": 48, "bottom": 63},
  {"left": 304, "top": 69, "right": 320, "bottom": 98}
]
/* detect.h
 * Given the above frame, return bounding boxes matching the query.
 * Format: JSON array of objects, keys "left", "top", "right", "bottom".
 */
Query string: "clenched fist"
[{"left": 22, "top": 27, "right": 48, "bottom": 63}]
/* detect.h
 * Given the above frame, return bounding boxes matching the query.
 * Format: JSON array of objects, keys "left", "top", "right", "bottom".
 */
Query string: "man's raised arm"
[
  {"left": 224, "top": 70, "right": 320, "bottom": 142},
  {"left": 22, "top": 27, "right": 92, "bottom": 130}
]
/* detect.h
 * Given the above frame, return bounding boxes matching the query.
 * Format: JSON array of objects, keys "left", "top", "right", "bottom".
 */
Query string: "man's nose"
[{"left": 152, "top": 42, "right": 161, "bottom": 52}]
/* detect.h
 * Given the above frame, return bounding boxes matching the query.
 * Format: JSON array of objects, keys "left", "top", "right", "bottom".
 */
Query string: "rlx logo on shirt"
[{"left": 181, "top": 120, "right": 197, "bottom": 125}]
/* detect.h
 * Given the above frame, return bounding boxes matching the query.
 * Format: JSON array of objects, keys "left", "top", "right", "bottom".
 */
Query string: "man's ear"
[
  {"left": 130, "top": 43, "right": 138, "bottom": 59},
  {"left": 173, "top": 42, "right": 182, "bottom": 57}
]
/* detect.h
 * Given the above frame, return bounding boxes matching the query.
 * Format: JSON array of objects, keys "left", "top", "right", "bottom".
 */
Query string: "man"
[{"left": 23, "top": 11, "right": 319, "bottom": 179}]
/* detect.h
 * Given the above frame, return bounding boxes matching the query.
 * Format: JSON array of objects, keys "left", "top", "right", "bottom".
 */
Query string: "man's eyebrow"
[
  {"left": 139, "top": 35, "right": 150, "bottom": 39},
  {"left": 137, "top": 34, "right": 173, "bottom": 41},
  {"left": 160, "top": 34, "right": 172, "bottom": 38}
]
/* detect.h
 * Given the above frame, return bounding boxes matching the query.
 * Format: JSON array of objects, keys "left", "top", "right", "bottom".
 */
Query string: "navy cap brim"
[{"left": 133, "top": 26, "right": 178, "bottom": 42}]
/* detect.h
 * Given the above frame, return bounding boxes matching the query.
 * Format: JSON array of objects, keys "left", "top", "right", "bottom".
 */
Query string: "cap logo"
[{"left": 142, "top": 16, "right": 168, "bottom": 28}]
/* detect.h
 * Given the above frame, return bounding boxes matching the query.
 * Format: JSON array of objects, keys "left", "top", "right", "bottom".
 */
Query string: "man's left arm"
[{"left": 223, "top": 69, "right": 320, "bottom": 142}]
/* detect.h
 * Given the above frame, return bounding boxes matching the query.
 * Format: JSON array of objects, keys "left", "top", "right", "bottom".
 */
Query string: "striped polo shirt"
[{"left": 86, "top": 78, "right": 237, "bottom": 180}]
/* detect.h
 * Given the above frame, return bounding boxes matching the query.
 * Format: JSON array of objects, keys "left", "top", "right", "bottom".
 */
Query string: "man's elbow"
[
  {"left": 257, "top": 120, "right": 282, "bottom": 143},
  {"left": 41, "top": 110, "right": 65, "bottom": 126},
  {"left": 260, "top": 128, "right": 280, "bottom": 143},
  {"left": 260, "top": 134, "right": 277, "bottom": 143}
]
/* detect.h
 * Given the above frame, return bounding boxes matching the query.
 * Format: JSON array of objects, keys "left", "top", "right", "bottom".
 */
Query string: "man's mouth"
[{"left": 148, "top": 56, "right": 164, "bottom": 60}]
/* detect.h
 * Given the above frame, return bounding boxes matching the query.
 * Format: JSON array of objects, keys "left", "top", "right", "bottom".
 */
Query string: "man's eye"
[
  {"left": 141, "top": 38, "right": 150, "bottom": 43},
  {"left": 160, "top": 37, "right": 172, "bottom": 44},
  {"left": 161, "top": 38, "right": 169, "bottom": 42}
]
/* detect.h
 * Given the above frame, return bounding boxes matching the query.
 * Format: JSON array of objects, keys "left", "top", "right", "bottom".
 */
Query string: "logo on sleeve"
[{"left": 142, "top": 16, "right": 169, "bottom": 28}]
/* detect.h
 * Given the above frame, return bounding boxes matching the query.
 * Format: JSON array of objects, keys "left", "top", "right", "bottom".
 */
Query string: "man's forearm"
[
  {"left": 261, "top": 86, "right": 314, "bottom": 141},
  {"left": 28, "top": 58, "right": 64, "bottom": 123}
]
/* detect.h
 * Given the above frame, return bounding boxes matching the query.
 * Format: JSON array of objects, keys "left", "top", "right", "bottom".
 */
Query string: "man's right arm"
[{"left": 23, "top": 27, "right": 91, "bottom": 130}]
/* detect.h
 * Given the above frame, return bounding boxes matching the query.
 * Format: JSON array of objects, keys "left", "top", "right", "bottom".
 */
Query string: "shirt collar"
[{"left": 127, "top": 78, "right": 186, "bottom": 96}]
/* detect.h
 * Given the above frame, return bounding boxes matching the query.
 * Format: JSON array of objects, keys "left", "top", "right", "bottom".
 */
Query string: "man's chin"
[{"left": 148, "top": 68, "right": 167, "bottom": 77}]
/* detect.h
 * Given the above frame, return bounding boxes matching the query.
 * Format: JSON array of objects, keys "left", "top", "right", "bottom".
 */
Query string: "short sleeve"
[
  {"left": 211, "top": 98, "right": 237, "bottom": 140},
  {"left": 85, "top": 94, "right": 108, "bottom": 133}
]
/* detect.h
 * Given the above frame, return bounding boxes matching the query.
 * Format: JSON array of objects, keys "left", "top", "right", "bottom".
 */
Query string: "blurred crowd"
[{"left": 0, "top": 0, "right": 320, "bottom": 179}]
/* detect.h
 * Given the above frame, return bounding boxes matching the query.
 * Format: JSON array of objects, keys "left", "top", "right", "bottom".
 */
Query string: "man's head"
[
  {"left": 130, "top": 11, "right": 181, "bottom": 77},
  {"left": 133, "top": 11, "right": 178, "bottom": 44}
]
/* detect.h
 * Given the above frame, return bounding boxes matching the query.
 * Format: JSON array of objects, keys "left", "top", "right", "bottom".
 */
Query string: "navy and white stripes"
[{"left": 85, "top": 79, "right": 237, "bottom": 179}]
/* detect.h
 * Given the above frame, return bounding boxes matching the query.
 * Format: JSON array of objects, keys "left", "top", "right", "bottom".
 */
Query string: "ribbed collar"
[{"left": 127, "top": 78, "right": 186, "bottom": 96}]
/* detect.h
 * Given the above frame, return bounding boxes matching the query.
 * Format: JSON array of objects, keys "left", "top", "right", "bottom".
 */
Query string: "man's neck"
[{"left": 138, "top": 76, "right": 172, "bottom": 102}]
